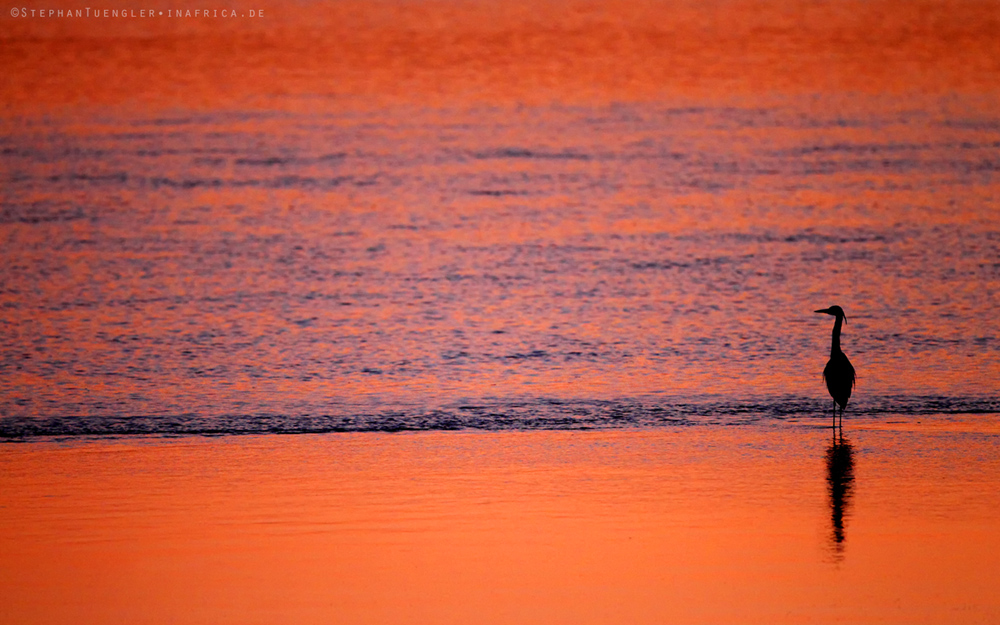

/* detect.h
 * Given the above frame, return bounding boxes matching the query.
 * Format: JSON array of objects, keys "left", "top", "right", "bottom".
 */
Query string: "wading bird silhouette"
[{"left": 815, "top": 305, "right": 856, "bottom": 429}]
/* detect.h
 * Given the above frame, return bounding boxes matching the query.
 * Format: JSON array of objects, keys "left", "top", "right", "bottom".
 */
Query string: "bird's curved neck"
[{"left": 830, "top": 315, "right": 843, "bottom": 355}]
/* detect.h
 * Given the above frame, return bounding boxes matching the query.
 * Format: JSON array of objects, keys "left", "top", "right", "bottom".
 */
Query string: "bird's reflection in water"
[{"left": 825, "top": 429, "right": 855, "bottom": 560}]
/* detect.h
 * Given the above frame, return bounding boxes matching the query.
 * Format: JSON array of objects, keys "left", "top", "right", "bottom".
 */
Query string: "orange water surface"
[
  {"left": 2, "top": 0, "right": 1000, "bottom": 622},
  {"left": 3, "top": 0, "right": 1000, "bottom": 111},
  {"left": 2, "top": 424, "right": 999, "bottom": 624},
  {"left": 2, "top": 0, "right": 999, "bottom": 421}
]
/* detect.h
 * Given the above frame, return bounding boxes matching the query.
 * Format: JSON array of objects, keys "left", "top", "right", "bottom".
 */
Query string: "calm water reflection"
[
  {"left": 825, "top": 430, "right": 856, "bottom": 560},
  {"left": 4, "top": 428, "right": 1000, "bottom": 624}
]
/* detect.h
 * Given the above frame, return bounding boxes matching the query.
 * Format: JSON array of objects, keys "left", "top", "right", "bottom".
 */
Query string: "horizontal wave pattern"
[
  {"left": 2, "top": 395, "right": 997, "bottom": 440},
  {"left": 2, "top": 99, "right": 999, "bottom": 440}
]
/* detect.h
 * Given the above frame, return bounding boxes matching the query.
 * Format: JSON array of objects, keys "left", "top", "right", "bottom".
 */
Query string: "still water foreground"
[{"left": 2, "top": 417, "right": 998, "bottom": 625}]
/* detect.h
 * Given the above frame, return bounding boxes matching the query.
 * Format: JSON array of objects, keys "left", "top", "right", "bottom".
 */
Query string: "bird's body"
[
  {"left": 815, "top": 306, "right": 856, "bottom": 426},
  {"left": 823, "top": 350, "right": 856, "bottom": 411}
]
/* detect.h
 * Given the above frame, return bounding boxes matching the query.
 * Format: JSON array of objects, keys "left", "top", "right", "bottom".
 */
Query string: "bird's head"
[{"left": 815, "top": 305, "right": 847, "bottom": 321}]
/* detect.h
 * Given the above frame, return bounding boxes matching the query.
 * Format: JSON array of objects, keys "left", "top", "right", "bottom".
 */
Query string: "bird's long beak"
[{"left": 814, "top": 308, "right": 829, "bottom": 314}]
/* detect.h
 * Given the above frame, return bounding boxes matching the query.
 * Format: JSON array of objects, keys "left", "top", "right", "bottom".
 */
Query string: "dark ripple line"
[{"left": 2, "top": 395, "right": 997, "bottom": 440}]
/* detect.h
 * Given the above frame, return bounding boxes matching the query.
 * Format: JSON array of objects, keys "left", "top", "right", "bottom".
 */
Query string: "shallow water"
[
  {"left": 2, "top": 2, "right": 999, "bottom": 622},
  {"left": 2, "top": 424, "right": 999, "bottom": 624}
]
